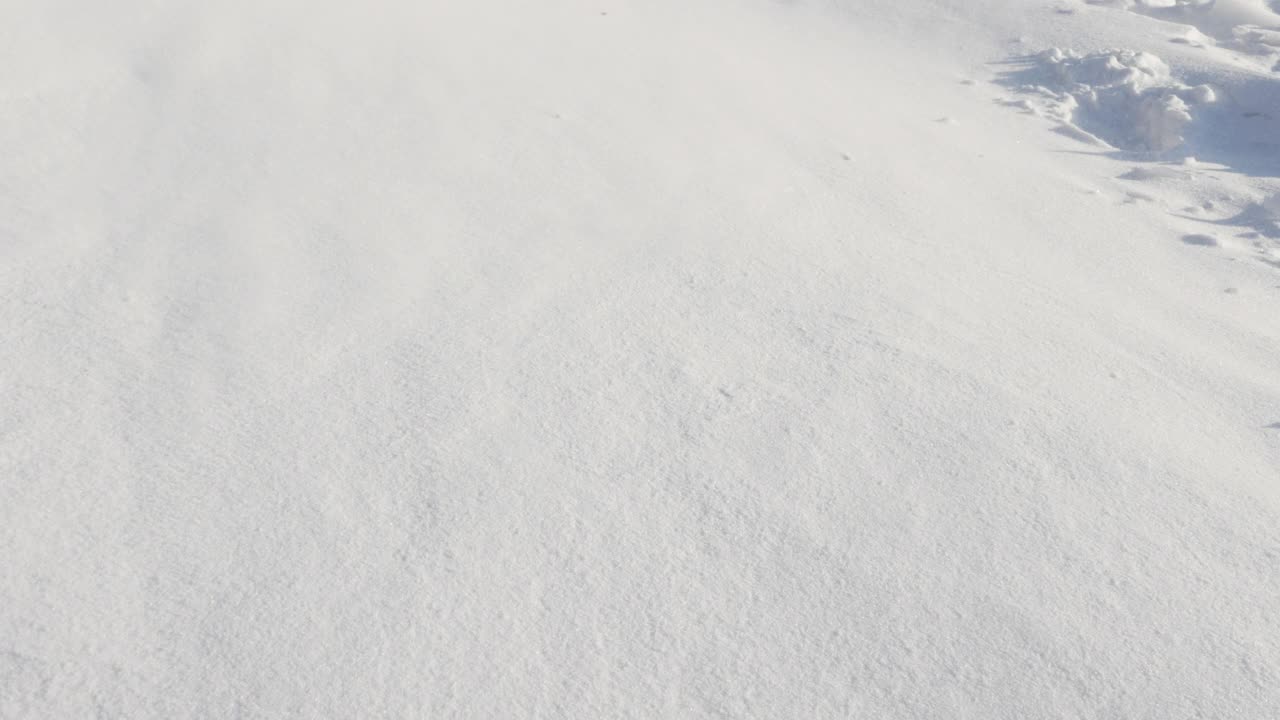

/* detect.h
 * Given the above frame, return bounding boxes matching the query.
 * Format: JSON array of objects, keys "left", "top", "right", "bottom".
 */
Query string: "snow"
[
  {"left": 1004, "top": 48, "right": 1217, "bottom": 151},
  {"left": 2, "top": 0, "right": 1279, "bottom": 717}
]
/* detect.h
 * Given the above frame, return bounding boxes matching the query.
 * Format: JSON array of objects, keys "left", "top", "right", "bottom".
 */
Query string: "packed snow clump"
[{"left": 1016, "top": 49, "right": 1216, "bottom": 152}]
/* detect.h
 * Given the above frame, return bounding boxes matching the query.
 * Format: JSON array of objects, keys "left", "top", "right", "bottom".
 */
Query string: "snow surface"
[{"left": 3, "top": 0, "right": 1279, "bottom": 717}]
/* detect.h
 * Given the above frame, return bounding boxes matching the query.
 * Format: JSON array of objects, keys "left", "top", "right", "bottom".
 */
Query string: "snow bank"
[{"left": 1009, "top": 48, "right": 1216, "bottom": 152}]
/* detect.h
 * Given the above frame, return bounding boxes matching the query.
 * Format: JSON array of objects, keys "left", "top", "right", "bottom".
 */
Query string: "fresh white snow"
[{"left": 2, "top": 0, "right": 1279, "bottom": 717}]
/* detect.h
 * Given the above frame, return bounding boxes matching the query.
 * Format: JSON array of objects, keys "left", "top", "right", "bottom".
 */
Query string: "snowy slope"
[{"left": 2, "top": 0, "right": 1278, "bottom": 717}]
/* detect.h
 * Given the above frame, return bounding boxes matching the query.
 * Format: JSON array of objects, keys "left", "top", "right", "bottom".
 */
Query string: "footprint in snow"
[{"left": 1182, "top": 233, "right": 1221, "bottom": 247}]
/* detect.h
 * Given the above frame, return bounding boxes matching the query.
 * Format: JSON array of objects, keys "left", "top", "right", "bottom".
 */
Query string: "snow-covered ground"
[{"left": 3, "top": 0, "right": 1279, "bottom": 716}]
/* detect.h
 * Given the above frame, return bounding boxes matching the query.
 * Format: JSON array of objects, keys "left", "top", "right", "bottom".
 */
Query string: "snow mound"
[{"left": 1008, "top": 48, "right": 1216, "bottom": 152}]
